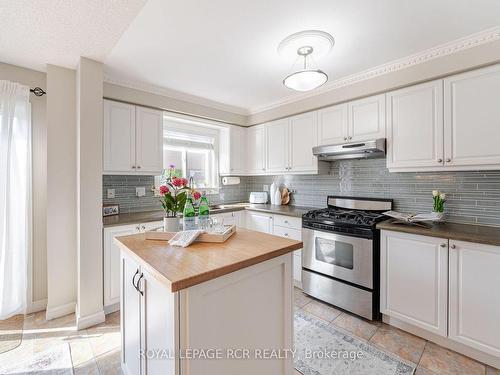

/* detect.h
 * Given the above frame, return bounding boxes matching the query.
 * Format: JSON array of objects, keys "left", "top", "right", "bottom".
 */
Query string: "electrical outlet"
[
  {"left": 107, "top": 189, "right": 115, "bottom": 199},
  {"left": 136, "top": 187, "right": 146, "bottom": 197},
  {"left": 263, "top": 184, "right": 269, "bottom": 192}
]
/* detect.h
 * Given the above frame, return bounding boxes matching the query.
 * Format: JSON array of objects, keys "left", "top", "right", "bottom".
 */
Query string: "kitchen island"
[{"left": 115, "top": 228, "right": 302, "bottom": 375}]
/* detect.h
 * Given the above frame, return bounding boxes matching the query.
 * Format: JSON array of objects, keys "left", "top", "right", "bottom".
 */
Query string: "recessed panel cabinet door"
[
  {"left": 386, "top": 80, "right": 444, "bottom": 169},
  {"left": 121, "top": 253, "right": 142, "bottom": 375},
  {"left": 265, "top": 119, "right": 289, "bottom": 173},
  {"left": 141, "top": 269, "right": 177, "bottom": 375},
  {"left": 289, "top": 112, "right": 318, "bottom": 172},
  {"left": 245, "top": 212, "right": 273, "bottom": 234},
  {"left": 247, "top": 125, "right": 266, "bottom": 174},
  {"left": 449, "top": 240, "right": 500, "bottom": 357},
  {"left": 380, "top": 231, "right": 448, "bottom": 337},
  {"left": 229, "top": 126, "right": 246, "bottom": 175},
  {"left": 444, "top": 64, "right": 500, "bottom": 167},
  {"left": 103, "top": 100, "right": 136, "bottom": 173},
  {"left": 135, "top": 106, "right": 163, "bottom": 174},
  {"left": 348, "top": 94, "right": 386, "bottom": 142},
  {"left": 318, "top": 103, "right": 348, "bottom": 145}
]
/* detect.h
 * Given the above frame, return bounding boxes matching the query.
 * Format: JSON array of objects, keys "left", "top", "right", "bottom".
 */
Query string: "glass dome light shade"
[{"left": 283, "top": 69, "right": 328, "bottom": 92}]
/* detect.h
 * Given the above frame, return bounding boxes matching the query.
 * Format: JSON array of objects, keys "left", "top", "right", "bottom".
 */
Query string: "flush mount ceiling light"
[{"left": 279, "top": 30, "right": 334, "bottom": 92}]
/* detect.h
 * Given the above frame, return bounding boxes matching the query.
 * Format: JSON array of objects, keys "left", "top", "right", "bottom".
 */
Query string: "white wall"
[
  {"left": 76, "top": 58, "right": 105, "bottom": 329},
  {"left": 46, "top": 65, "right": 77, "bottom": 319},
  {"left": 0, "top": 62, "right": 47, "bottom": 311}
]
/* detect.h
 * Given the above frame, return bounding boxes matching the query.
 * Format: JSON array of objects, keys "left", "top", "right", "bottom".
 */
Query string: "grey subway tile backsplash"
[{"left": 103, "top": 158, "right": 500, "bottom": 227}]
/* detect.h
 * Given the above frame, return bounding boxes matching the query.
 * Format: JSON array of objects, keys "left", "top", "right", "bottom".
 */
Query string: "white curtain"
[{"left": 0, "top": 80, "right": 31, "bottom": 319}]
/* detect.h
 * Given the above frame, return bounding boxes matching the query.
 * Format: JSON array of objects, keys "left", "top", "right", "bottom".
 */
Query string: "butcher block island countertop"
[
  {"left": 115, "top": 228, "right": 303, "bottom": 292},
  {"left": 117, "top": 227, "right": 301, "bottom": 375}
]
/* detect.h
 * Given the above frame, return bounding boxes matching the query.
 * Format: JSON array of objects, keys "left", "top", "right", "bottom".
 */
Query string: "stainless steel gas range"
[{"left": 301, "top": 196, "right": 392, "bottom": 320}]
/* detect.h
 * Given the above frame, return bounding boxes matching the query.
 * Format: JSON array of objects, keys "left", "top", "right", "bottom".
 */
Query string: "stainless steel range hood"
[{"left": 313, "top": 138, "right": 386, "bottom": 161}]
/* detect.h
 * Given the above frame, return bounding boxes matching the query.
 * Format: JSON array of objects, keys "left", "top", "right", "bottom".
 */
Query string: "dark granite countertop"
[
  {"left": 244, "top": 204, "right": 314, "bottom": 218},
  {"left": 103, "top": 203, "right": 316, "bottom": 228},
  {"left": 377, "top": 219, "right": 500, "bottom": 247}
]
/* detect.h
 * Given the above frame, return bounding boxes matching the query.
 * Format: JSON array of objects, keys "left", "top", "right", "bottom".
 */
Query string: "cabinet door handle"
[
  {"left": 450, "top": 244, "right": 456, "bottom": 249},
  {"left": 136, "top": 273, "right": 144, "bottom": 295},
  {"left": 141, "top": 225, "right": 146, "bottom": 231},
  {"left": 348, "top": 136, "right": 352, "bottom": 140},
  {"left": 132, "top": 165, "right": 136, "bottom": 169},
  {"left": 343, "top": 137, "right": 347, "bottom": 141},
  {"left": 284, "top": 233, "right": 289, "bottom": 237},
  {"left": 440, "top": 243, "right": 447, "bottom": 248},
  {"left": 136, "top": 226, "right": 140, "bottom": 231},
  {"left": 137, "top": 165, "right": 142, "bottom": 169},
  {"left": 445, "top": 159, "right": 451, "bottom": 163},
  {"left": 132, "top": 269, "right": 139, "bottom": 291},
  {"left": 437, "top": 159, "right": 443, "bottom": 163}
]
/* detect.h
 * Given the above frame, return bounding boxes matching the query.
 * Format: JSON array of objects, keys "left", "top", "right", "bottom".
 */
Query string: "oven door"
[{"left": 302, "top": 228, "right": 373, "bottom": 289}]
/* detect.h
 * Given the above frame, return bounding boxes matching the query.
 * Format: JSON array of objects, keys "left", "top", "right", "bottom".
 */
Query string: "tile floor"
[{"left": 0, "top": 289, "right": 498, "bottom": 375}]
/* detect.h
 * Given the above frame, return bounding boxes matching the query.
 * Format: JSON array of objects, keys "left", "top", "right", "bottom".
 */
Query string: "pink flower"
[
  {"left": 193, "top": 191, "right": 201, "bottom": 200},
  {"left": 171, "top": 177, "right": 183, "bottom": 187},
  {"left": 159, "top": 185, "right": 169, "bottom": 195},
  {"left": 182, "top": 178, "right": 189, "bottom": 186}
]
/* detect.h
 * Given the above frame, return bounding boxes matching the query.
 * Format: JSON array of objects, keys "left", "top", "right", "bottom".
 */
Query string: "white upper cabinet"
[
  {"left": 289, "top": 112, "right": 319, "bottom": 172},
  {"left": 103, "top": 100, "right": 136, "bottom": 173},
  {"left": 348, "top": 94, "right": 386, "bottom": 142},
  {"left": 318, "top": 103, "right": 348, "bottom": 145},
  {"left": 386, "top": 80, "right": 444, "bottom": 170},
  {"left": 380, "top": 230, "right": 448, "bottom": 337},
  {"left": 135, "top": 106, "right": 163, "bottom": 174},
  {"left": 266, "top": 119, "right": 289, "bottom": 173},
  {"left": 444, "top": 64, "right": 500, "bottom": 168},
  {"left": 246, "top": 125, "right": 266, "bottom": 174},
  {"left": 220, "top": 125, "right": 247, "bottom": 176},
  {"left": 448, "top": 240, "right": 500, "bottom": 357},
  {"left": 103, "top": 99, "right": 163, "bottom": 175}
]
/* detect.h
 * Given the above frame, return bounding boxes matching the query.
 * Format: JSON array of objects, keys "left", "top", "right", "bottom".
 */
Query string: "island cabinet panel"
[
  {"left": 121, "top": 254, "right": 142, "bottom": 375},
  {"left": 178, "top": 254, "right": 293, "bottom": 375},
  {"left": 141, "top": 268, "right": 178, "bottom": 375},
  {"left": 449, "top": 240, "right": 500, "bottom": 357},
  {"left": 121, "top": 251, "right": 179, "bottom": 375},
  {"left": 380, "top": 230, "right": 448, "bottom": 337}
]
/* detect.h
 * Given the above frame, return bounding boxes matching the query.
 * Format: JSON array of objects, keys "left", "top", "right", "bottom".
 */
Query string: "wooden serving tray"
[{"left": 145, "top": 225, "right": 237, "bottom": 243}]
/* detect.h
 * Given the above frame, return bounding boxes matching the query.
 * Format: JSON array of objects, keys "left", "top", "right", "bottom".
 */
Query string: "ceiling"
[
  {"left": 1, "top": 1, "right": 500, "bottom": 115},
  {"left": 0, "top": 0, "right": 146, "bottom": 71},
  {"left": 104, "top": 0, "right": 500, "bottom": 113}
]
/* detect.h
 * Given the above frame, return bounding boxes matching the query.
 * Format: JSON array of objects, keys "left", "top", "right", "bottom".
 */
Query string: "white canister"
[
  {"left": 274, "top": 188, "right": 282, "bottom": 206},
  {"left": 270, "top": 182, "right": 277, "bottom": 205}
]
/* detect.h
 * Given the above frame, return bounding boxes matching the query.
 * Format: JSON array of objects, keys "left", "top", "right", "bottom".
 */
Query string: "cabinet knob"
[
  {"left": 450, "top": 244, "right": 456, "bottom": 249},
  {"left": 132, "top": 165, "right": 136, "bottom": 169},
  {"left": 284, "top": 233, "right": 289, "bottom": 237},
  {"left": 437, "top": 159, "right": 443, "bottom": 163},
  {"left": 445, "top": 159, "right": 451, "bottom": 163},
  {"left": 262, "top": 168, "right": 265, "bottom": 171},
  {"left": 440, "top": 243, "right": 447, "bottom": 248}
]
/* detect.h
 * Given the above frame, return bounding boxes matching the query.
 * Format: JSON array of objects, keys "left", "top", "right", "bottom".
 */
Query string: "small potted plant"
[
  {"left": 431, "top": 190, "right": 447, "bottom": 222},
  {"left": 158, "top": 166, "right": 201, "bottom": 232}
]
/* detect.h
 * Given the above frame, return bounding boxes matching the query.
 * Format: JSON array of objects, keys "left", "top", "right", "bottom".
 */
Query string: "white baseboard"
[
  {"left": 104, "top": 302, "right": 120, "bottom": 315},
  {"left": 383, "top": 314, "right": 500, "bottom": 369},
  {"left": 77, "top": 309, "right": 105, "bottom": 330},
  {"left": 26, "top": 298, "right": 47, "bottom": 314},
  {"left": 46, "top": 301, "right": 76, "bottom": 320}
]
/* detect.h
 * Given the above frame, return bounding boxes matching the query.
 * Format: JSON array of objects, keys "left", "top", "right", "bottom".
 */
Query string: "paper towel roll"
[{"left": 222, "top": 177, "right": 240, "bottom": 185}]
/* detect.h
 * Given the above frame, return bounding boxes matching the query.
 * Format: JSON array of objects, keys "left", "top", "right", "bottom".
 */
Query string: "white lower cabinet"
[
  {"left": 104, "top": 221, "right": 162, "bottom": 312},
  {"left": 448, "top": 240, "right": 500, "bottom": 357},
  {"left": 380, "top": 230, "right": 448, "bottom": 336},
  {"left": 272, "top": 214, "right": 303, "bottom": 288},
  {"left": 121, "top": 252, "right": 177, "bottom": 375},
  {"left": 381, "top": 230, "right": 500, "bottom": 365},
  {"left": 211, "top": 211, "right": 242, "bottom": 227},
  {"left": 245, "top": 211, "right": 273, "bottom": 234}
]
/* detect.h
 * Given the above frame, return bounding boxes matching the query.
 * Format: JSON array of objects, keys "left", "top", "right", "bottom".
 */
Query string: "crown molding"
[
  {"left": 103, "top": 74, "right": 251, "bottom": 116},
  {"left": 247, "top": 25, "right": 500, "bottom": 115}
]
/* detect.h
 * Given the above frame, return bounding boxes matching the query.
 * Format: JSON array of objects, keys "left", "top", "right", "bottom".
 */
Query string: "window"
[{"left": 156, "top": 115, "right": 221, "bottom": 191}]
